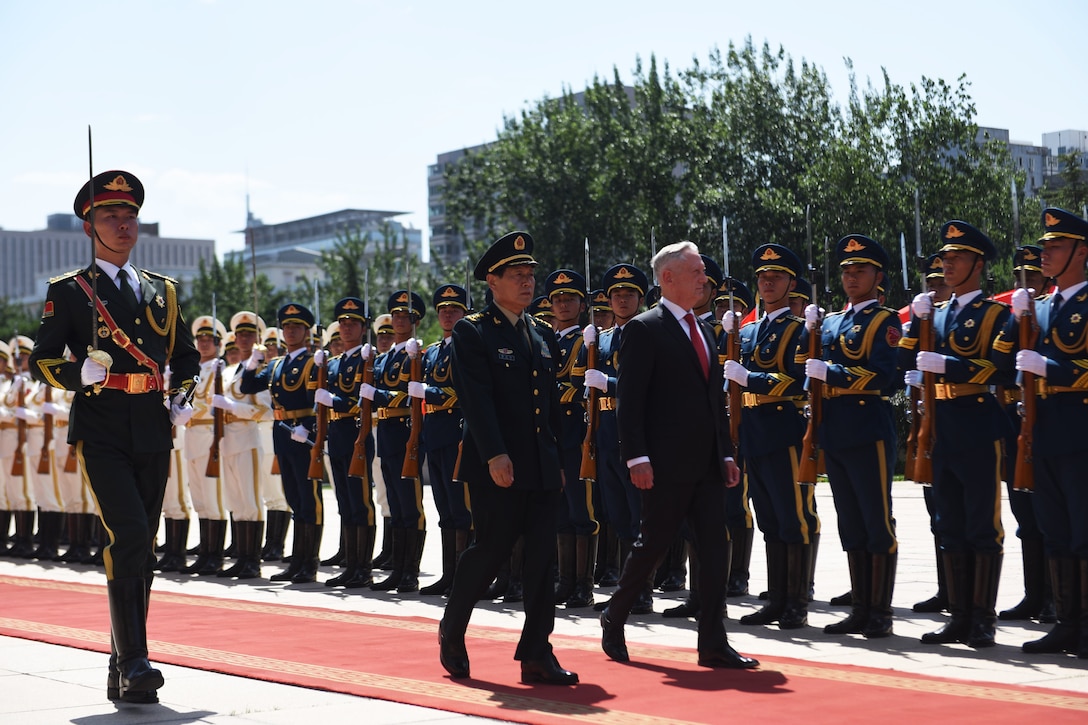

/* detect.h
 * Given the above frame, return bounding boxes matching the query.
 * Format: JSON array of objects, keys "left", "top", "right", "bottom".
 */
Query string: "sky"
[{"left": 2, "top": 0, "right": 1086, "bottom": 262}]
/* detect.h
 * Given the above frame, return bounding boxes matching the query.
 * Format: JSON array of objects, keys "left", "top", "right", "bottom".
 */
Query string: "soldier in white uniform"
[
  {"left": 258, "top": 326, "right": 291, "bottom": 560},
  {"left": 0, "top": 340, "right": 12, "bottom": 552},
  {"left": 155, "top": 364, "right": 193, "bottom": 571},
  {"left": 2, "top": 337, "right": 36, "bottom": 558}
]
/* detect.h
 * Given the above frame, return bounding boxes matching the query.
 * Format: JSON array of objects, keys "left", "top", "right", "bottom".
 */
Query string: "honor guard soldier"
[
  {"left": 0, "top": 340, "right": 11, "bottom": 554},
  {"left": 698, "top": 255, "right": 724, "bottom": 327},
  {"left": 180, "top": 315, "right": 229, "bottom": 575},
  {"left": 714, "top": 277, "right": 753, "bottom": 327},
  {"left": 545, "top": 269, "right": 599, "bottom": 608},
  {"left": 801, "top": 234, "right": 901, "bottom": 638},
  {"left": 223, "top": 331, "right": 241, "bottom": 366},
  {"left": 369, "top": 313, "right": 395, "bottom": 569},
  {"left": 581, "top": 263, "right": 651, "bottom": 612},
  {"left": 256, "top": 325, "right": 290, "bottom": 561},
  {"left": 440, "top": 231, "right": 578, "bottom": 685},
  {"left": 410, "top": 284, "right": 471, "bottom": 596},
  {"left": 902, "top": 222, "right": 1012, "bottom": 648},
  {"left": 324, "top": 321, "right": 344, "bottom": 358},
  {"left": 723, "top": 245, "right": 818, "bottom": 629},
  {"left": 360, "top": 290, "right": 428, "bottom": 593},
  {"left": 241, "top": 303, "right": 324, "bottom": 583},
  {"left": 788, "top": 277, "right": 812, "bottom": 317},
  {"left": 530, "top": 295, "right": 557, "bottom": 330},
  {"left": 586, "top": 288, "right": 616, "bottom": 585},
  {"left": 590, "top": 289, "right": 614, "bottom": 330},
  {"left": 997, "top": 246, "right": 1055, "bottom": 623},
  {"left": 29, "top": 170, "right": 200, "bottom": 703},
  {"left": 313, "top": 298, "right": 377, "bottom": 588},
  {"left": 17, "top": 339, "right": 66, "bottom": 561},
  {"left": 4, "top": 337, "right": 38, "bottom": 558},
  {"left": 211, "top": 311, "right": 272, "bottom": 580},
  {"left": 155, "top": 364, "right": 193, "bottom": 572},
  {"left": 993, "top": 208, "right": 1088, "bottom": 658}
]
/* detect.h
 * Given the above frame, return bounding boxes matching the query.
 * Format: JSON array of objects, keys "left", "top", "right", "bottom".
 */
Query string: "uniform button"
[
  {"left": 535, "top": 408, "right": 540, "bottom": 414},
  {"left": 536, "top": 427, "right": 541, "bottom": 433},
  {"left": 532, "top": 371, "right": 538, "bottom": 377},
  {"left": 136, "top": 338, "right": 143, "bottom": 344},
  {"left": 135, "top": 319, "right": 141, "bottom": 325},
  {"left": 533, "top": 389, "right": 539, "bottom": 395}
]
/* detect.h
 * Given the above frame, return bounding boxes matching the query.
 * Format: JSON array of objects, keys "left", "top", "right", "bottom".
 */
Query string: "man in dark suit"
[
  {"left": 30, "top": 170, "right": 200, "bottom": 704},
  {"left": 600, "top": 240, "right": 758, "bottom": 670},
  {"left": 439, "top": 231, "right": 578, "bottom": 685}
]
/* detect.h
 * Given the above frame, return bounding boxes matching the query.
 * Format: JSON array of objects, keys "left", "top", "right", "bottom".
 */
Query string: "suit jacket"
[
  {"left": 29, "top": 265, "right": 199, "bottom": 453},
  {"left": 451, "top": 303, "right": 562, "bottom": 490},
  {"left": 616, "top": 303, "right": 733, "bottom": 486}
]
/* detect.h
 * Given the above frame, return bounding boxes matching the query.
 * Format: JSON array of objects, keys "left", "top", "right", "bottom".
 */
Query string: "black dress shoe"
[
  {"left": 661, "top": 600, "right": 699, "bottom": 619},
  {"left": 600, "top": 610, "right": 629, "bottom": 663},
  {"left": 520, "top": 654, "right": 579, "bottom": 685},
  {"left": 697, "top": 644, "right": 759, "bottom": 669},
  {"left": 438, "top": 620, "right": 470, "bottom": 679}
]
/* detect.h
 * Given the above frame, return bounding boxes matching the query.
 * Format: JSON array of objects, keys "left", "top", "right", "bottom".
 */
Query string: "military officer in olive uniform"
[
  {"left": 30, "top": 170, "right": 200, "bottom": 704},
  {"left": 801, "top": 234, "right": 901, "bottom": 639},
  {"left": 901, "top": 221, "right": 1012, "bottom": 648}
]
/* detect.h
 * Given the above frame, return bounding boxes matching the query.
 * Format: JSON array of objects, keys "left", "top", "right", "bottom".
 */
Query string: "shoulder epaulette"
[
  {"left": 981, "top": 297, "right": 1010, "bottom": 309},
  {"left": 527, "top": 315, "right": 549, "bottom": 330},
  {"left": 467, "top": 311, "right": 484, "bottom": 322},
  {"left": 49, "top": 268, "right": 83, "bottom": 284},
  {"left": 143, "top": 270, "right": 179, "bottom": 284}
]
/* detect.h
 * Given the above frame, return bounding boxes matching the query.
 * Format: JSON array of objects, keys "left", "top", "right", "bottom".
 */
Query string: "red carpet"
[{"left": 1, "top": 574, "right": 1086, "bottom": 724}]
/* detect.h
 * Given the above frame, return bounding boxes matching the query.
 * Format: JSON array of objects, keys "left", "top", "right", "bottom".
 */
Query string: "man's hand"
[
  {"left": 911, "top": 291, "right": 934, "bottom": 319},
  {"left": 488, "top": 454, "right": 515, "bottom": 488},
  {"left": 407, "top": 381, "right": 426, "bottom": 399},
  {"left": 805, "top": 358, "right": 829, "bottom": 382},
  {"left": 1016, "top": 349, "right": 1049, "bottom": 378},
  {"left": 723, "top": 359, "right": 749, "bottom": 387},
  {"left": 583, "top": 324, "right": 597, "bottom": 345},
  {"left": 290, "top": 424, "right": 310, "bottom": 443},
  {"left": 169, "top": 393, "right": 194, "bottom": 426},
  {"left": 724, "top": 458, "right": 741, "bottom": 488},
  {"left": 361, "top": 343, "right": 372, "bottom": 360},
  {"left": 584, "top": 368, "right": 608, "bottom": 392},
  {"left": 211, "top": 394, "right": 236, "bottom": 412},
  {"left": 628, "top": 461, "right": 654, "bottom": 490},
  {"left": 245, "top": 349, "right": 264, "bottom": 371},
  {"left": 313, "top": 388, "right": 335, "bottom": 408},
  {"left": 904, "top": 370, "right": 923, "bottom": 389},
  {"left": 406, "top": 338, "right": 421, "bottom": 357},
  {"left": 804, "top": 304, "right": 824, "bottom": 331},
  {"left": 359, "top": 383, "right": 377, "bottom": 401},
  {"left": 916, "top": 351, "right": 949, "bottom": 374},
  {"left": 80, "top": 357, "right": 107, "bottom": 386},
  {"left": 1011, "top": 287, "right": 1034, "bottom": 318},
  {"left": 313, "top": 348, "right": 326, "bottom": 366},
  {"left": 721, "top": 311, "right": 737, "bottom": 336}
]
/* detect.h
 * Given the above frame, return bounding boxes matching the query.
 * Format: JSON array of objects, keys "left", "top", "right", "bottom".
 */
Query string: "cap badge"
[
  {"left": 514, "top": 235, "right": 526, "bottom": 251},
  {"left": 284, "top": 305, "right": 299, "bottom": 315},
  {"left": 945, "top": 224, "right": 965, "bottom": 239},
  {"left": 760, "top": 248, "right": 782, "bottom": 261},
  {"left": 1023, "top": 250, "right": 1038, "bottom": 261},
  {"left": 396, "top": 292, "right": 409, "bottom": 303},
  {"left": 342, "top": 300, "right": 360, "bottom": 310},
  {"left": 554, "top": 272, "right": 573, "bottom": 284},
  {"left": 843, "top": 239, "right": 867, "bottom": 253},
  {"left": 614, "top": 267, "right": 634, "bottom": 279},
  {"left": 441, "top": 287, "right": 459, "bottom": 298},
  {"left": 104, "top": 175, "right": 133, "bottom": 192},
  {"left": 1045, "top": 212, "right": 1061, "bottom": 228}
]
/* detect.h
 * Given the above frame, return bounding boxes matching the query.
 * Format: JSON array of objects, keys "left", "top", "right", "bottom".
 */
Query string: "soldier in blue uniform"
[
  {"left": 545, "top": 269, "right": 598, "bottom": 608},
  {"left": 314, "top": 297, "right": 376, "bottom": 589},
  {"left": 724, "top": 244, "right": 817, "bottom": 629},
  {"left": 240, "top": 303, "right": 323, "bottom": 584},
  {"left": 802, "top": 234, "right": 901, "bottom": 638},
  {"left": 993, "top": 207, "right": 1088, "bottom": 658},
  {"left": 590, "top": 288, "right": 613, "bottom": 330},
  {"left": 411, "top": 284, "right": 471, "bottom": 596},
  {"left": 581, "top": 264, "right": 651, "bottom": 613},
  {"left": 30, "top": 170, "right": 200, "bottom": 703},
  {"left": 361, "top": 290, "right": 428, "bottom": 593},
  {"left": 901, "top": 221, "right": 1012, "bottom": 648}
]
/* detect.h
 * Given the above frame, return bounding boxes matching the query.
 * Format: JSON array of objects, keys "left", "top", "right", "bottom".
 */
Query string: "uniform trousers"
[
  {"left": 597, "top": 443, "right": 641, "bottom": 541},
  {"left": 931, "top": 440, "right": 1004, "bottom": 554},
  {"left": 557, "top": 444, "right": 597, "bottom": 535},
  {"left": 327, "top": 420, "right": 375, "bottom": 527},
  {"left": 426, "top": 440, "right": 470, "bottom": 530},
  {"left": 161, "top": 426, "right": 191, "bottom": 520},
  {"left": 258, "top": 421, "right": 289, "bottom": 512},
  {"left": 271, "top": 423, "right": 322, "bottom": 525},
  {"left": 823, "top": 439, "right": 897, "bottom": 555},
  {"left": 1034, "top": 449, "right": 1088, "bottom": 558},
  {"left": 55, "top": 440, "right": 92, "bottom": 514},
  {"left": 27, "top": 426, "right": 62, "bottom": 512},
  {"left": 746, "top": 445, "right": 817, "bottom": 544},
  {"left": 184, "top": 424, "right": 225, "bottom": 520},
  {"left": 0, "top": 427, "right": 33, "bottom": 511}
]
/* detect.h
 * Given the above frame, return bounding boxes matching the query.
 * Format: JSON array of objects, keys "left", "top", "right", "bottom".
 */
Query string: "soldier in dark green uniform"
[{"left": 30, "top": 170, "right": 200, "bottom": 704}]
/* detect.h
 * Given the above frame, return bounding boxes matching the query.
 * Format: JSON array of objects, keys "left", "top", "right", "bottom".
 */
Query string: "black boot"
[
  {"left": 371, "top": 528, "right": 406, "bottom": 591},
  {"left": 9, "top": 510, "right": 36, "bottom": 558},
  {"left": 657, "top": 535, "right": 687, "bottom": 592},
  {"left": 727, "top": 526, "right": 753, "bottom": 597},
  {"left": 967, "top": 552, "right": 1001, "bottom": 648},
  {"left": 504, "top": 536, "right": 525, "bottom": 602},
  {"left": 321, "top": 525, "right": 347, "bottom": 567},
  {"left": 58, "top": 511, "right": 90, "bottom": 564},
  {"left": 567, "top": 534, "right": 598, "bottom": 608},
  {"left": 154, "top": 518, "right": 188, "bottom": 572},
  {"left": 325, "top": 524, "right": 359, "bottom": 586},
  {"left": 913, "top": 535, "right": 948, "bottom": 613},
  {"left": 779, "top": 542, "right": 811, "bottom": 630},
  {"left": 0, "top": 510, "right": 10, "bottom": 554},
  {"left": 195, "top": 519, "right": 226, "bottom": 576},
  {"left": 223, "top": 515, "right": 238, "bottom": 558},
  {"left": 372, "top": 517, "right": 394, "bottom": 570},
  {"left": 180, "top": 518, "right": 210, "bottom": 574},
  {"left": 270, "top": 520, "right": 305, "bottom": 582},
  {"left": 741, "top": 541, "right": 787, "bottom": 626},
  {"left": 1000, "top": 537, "right": 1047, "bottom": 621},
  {"left": 235, "top": 520, "right": 264, "bottom": 580},
  {"left": 344, "top": 526, "right": 376, "bottom": 589},
  {"left": 663, "top": 541, "right": 700, "bottom": 618},
  {"left": 553, "top": 532, "right": 576, "bottom": 603},
  {"left": 290, "top": 523, "right": 322, "bottom": 584},
  {"left": 1023, "top": 557, "right": 1079, "bottom": 653},
  {"left": 825, "top": 550, "right": 870, "bottom": 634},
  {"left": 421, "top": 528, "right": 458, "bottom": 596},
  {"left": 261, "top": 510, "right": 289, "bottom": 561},
  {"left": 922, "top": 551, "right": 972, "bottom": 644},
  {"left": 31, "top": 510, "right": 62, "bottom": 560},
  {"left": 396, "top": 528, "right": 425, "bottom": 593},
  {"left": 107, "top": 577, "right": 164, "bottom": 702},
  {"left": 806, "top": 532, "right": 820, "bottom": 603},
  {"left": 596, "top": 524, "right": 620, "bottom": 587},
  {"left": 864, "top": 552, "right": 896, "bottom": 638}
]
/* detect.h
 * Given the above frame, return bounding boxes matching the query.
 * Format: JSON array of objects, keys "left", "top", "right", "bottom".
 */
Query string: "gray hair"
[{"left": 651, "top": 240, "right": 699, "bottom": 279}]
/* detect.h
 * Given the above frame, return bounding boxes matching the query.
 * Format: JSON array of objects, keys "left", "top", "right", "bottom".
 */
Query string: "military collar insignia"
[
  {"left": 155, "top": 295, "right": 165, "bottom": 308},
  {"left": 1072, "top": 313, "right": 1083, "bottom": 324},
  {"left": 964, "top": 319, "right": 975, "bottom": 328}
]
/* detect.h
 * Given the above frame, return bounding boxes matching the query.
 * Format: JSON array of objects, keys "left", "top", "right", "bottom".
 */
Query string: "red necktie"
[{"left": 684, "top": 312, "right": 709, "bottom": 380}]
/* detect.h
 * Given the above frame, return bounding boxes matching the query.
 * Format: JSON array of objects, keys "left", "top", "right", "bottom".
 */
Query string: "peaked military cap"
[
  {"left": 925, "top": 253, "right": 945, "bottom": 279},
  {"left": 432, "top": 284, "right": 468, "bottom": 310},
  {"left": 545, "top": 269, "right": 587, "bottom": 299},
  {"left": 334, "top": 296, "right": 368, "bottom": 322},
  {"left": 938, "top": 220, "right": 996, "bottom": 261},
  {"left": 8, "top": 335, "right": 33, "bottom": 358},
  {"left": 387, "top": 290, "right": 426, "bottom": 321},
  {"left": 277, "top": 303, "right": 315, "bottom": 328},
  {"left": 589, "top": 288, "right": 611, "bottom": 311},
  {"left": 262, "top": 327, "right": 281, "bottom": 347},
  {"left": 74, "top": 170, "right": 144, "bottom": 219},
  {"left": 191, "top": 315, "right": 227, "bottom": 340},
  {"left": 715, "top": 277, "right": 754, "bottom": 311},
  {"left": 223, "top": 331, "right": 237, "bottom": 352},
  {"left": 372, "top": 313, "right": 394, "bottom": 336},
  {"left": 602, "top": 264, "right": 648, "bottom": 297},
  {"left": 645, "top": 285, "right": 661, "bottom": 309},
  {"left": 700, "top": 255, "right": 724, "bottom": 288},
  {"left": 230, "top": 311, "right": 267, "bottom": 335},
  {"left": 474, "top": 231, "right": 537, "bottom": 280},
  {"left": 1013, "top": 245, "right": 1043, "bottom": 273},
  {"left": 752, "top": 243, "right": 803, "bottom": 277},
  {"left": 790, "top": 277, "right": 812, "bottom": 302},
  {"left": 836, "top": 234, "right": 888, "bottom": 269},
  {"left": 1040, "top": 207, "right": 1088, "bottom": 243},
  {"left": 323, "top": 321, "right": 340, "bottom": 347},
  {"left": 530, "top": 295, "right": 554, "bottom": 319},
  {"left": 0, "top": 339, "right": 10, "bottom": 363}
]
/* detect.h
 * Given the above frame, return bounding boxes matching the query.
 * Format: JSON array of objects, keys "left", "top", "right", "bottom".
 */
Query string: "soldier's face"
[
  {"left": 281, "top": 322, "right": 308, "bottom": 350},
  {"left": 757, "top": 270, "right": 794, "bottom": 308},
  {"left": 390, "top": 310, "right": 415, "bottom": 337},
  {"left": 195, "top": 334, "right": 218, "bottom": 361},
  {"left": 1016, "top": 270, "right": 1046, "bottom": 294},
  {"left": 593, "top": 309, "right": 614, "bottom": 328},
  {"left": 940, "top": 250, "right": 981, "bottom": 289},
  {"left": 489, "top": 264, "right": 536, "bottom": 313},
  {"left": 234, "top": 329, "right": 257, "bottom": 356},
  {"left": 85, "top": 206, "right": 139, "bottom": 258},
  {"left": 1041, "top": 239, "right": 1087, "bottom": 279},
  {"left": 840, "top": 263, "right": 880, "bottom": 302},
  {"left": 549, "top": 293, "right": 584, "bottom": 326},
  {"left": 609, "top": 288, "right": 642, "bottom": 322},
  {"left": 337, "top": 317, "right": 363, "bottom": 347},
  {"left": 926, "top": 276, "right": 951, "bottom": 303},
  {"left": 437, "top": 305, "right": 465, "bottom": 333}
]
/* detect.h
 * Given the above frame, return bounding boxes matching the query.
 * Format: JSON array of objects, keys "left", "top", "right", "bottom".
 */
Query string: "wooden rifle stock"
[
  {"left": 11, "top": 376, "right": 27, "bottom": 478},
  {"left": 348, "top": 352, "right": 374, "bottom": 480},
  {"left": 308, "top": 354, "right": 329, "bottom": 480},
  {"left": 579, "top": 333, "right": 599, "bottom": 481},
  {"left": 401, "top": 347, "right": 423, "bottom": 479},
  {"left": 913, "top": 315, "right": 937, "bottom": 485},
  {"left": 903, "top": 385, "right": 920, "bottom": 481},
  {"left": 270, "top": 456, "right": 280, "bottom": 475},
  {"left": 37, "top": 384, "right": 53, "bottom": 475},
  {"left": 205, "top": 360, "right": 224, "bottom": 478},
  {"left": 1014, "top": 306, "right": 1039, "bottom": 493},
  {"left": 726, "top": 313, "right": 743, "bottom": 444},
  {"left": 798, "top": 315, "right": 823, "bottom": 485},
  {"left": 64, "top": 445, "right": 78, "bottom": 474}
]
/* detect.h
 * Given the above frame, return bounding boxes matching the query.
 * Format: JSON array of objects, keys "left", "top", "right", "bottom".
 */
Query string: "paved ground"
[{"left": 1, "top": 480, "right": 1085, "bottom": 724}]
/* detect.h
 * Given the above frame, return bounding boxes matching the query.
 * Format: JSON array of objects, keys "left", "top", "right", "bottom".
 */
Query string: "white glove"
[
  {"left": 584, "top": 368, "right": 608, "bottom": 392},
  {"left": 916, "top": 351, "right": 948, "bottom": 374},
  {"left": 911, "top": 292, "right": 934, "bottom": 319},
  {"left": 211, "top": 394, "right": 236, "bottom": 412},
  {"left": 245, "top": 349, "right": 264, "bottom": 371},
  {"left": 904, "top": 370, "right": 923, "bottom": 389},
  {"left": 361, "top": 343, "right": 372, "bottom": 360},
  {"left": 1016, "top": 349, "right": 1049, "bottom": 378},
  {"left": 1011, "top": 287, "right": 1034, "bottom": 318},
  {"left": 41, "top": 401, "right": 61, "bottom": 416},
  {"left": 80, "top": 357, "right": 107, "bottom": 386},
  {"left": 290, "top": 424, "right": 310, "bottom": 443},
  {"left": 406, "top": 338, "right": 421, "bottom": 356},
  {"left": 805, "top": 358, "right": 829, "bottom": 381},
  {"left": 13, "top": 407, "right": 33, "bottom": 421},
  {"left": 722, "top": 359, "right": 749, "bottom": 386},
  {"left": 721, "top": 312, "right": 736, "bottom": 336},
  {"left": 169, "top": 394, "right": 194, "bottom": 426},
  {"left": 804, "top": 304, "right": 824, "bottom": 331},
  {"left": 360, "top": 383, "right": 377, "bottom": 401},
  {"left": 313, "top": 348, "right": 326, "bottom": 366},
  {"left": 583, "top": 324, "right": 597, "bottom": 345},
  {"left": 313, "top": 388, "right": 335, "bottom": 408},
  {"left": 407, "top": 381, "right": 426, "bottom": 399}
]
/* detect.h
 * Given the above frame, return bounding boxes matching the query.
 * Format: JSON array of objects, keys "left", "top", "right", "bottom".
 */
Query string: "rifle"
[
  {"left": 401, "top": 259, "right": 423, "bottom": 480},
  {"left": 308, "top": 344, "right": 329, "bottom": 481},
  {"left": 798, "top": 220, "right": 823, "bottom": 486},
  {"left": 37, "top": 383, "right": 53, "bottom": 475},
  {"left": 1013, "top": 269, "right": 1038, "bottom": 493},
  {"left": 64, "top": 445, "right": 78, "bottom": 474},
  {"left": 579, "top": 237, "right": 598, "bottom": 482},
  {"left": 349, "top": 269, "right": 373, "bottom": 481},
  {"left": 206, "top": 358, "right": 224, "bottom": 478},
  {"left": 11, "top": 373, "right": 27, "bottom": 478},
  {"left": 722, "top": 217, "right": 742, "bottom": 442},
  {"left": 913, "top": 310, "right": 937, "bottom": 485}
]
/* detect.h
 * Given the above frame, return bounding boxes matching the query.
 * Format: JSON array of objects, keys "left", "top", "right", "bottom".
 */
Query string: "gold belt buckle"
[{"left": 126, "top": 373, "right": 149, "bottom": 394}]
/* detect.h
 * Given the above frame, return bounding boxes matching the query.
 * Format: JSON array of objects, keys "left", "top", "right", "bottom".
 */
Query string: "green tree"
[
  {"left": 0, "top": 297, "right": 44, "bottom": 346},
  {"left": 1041, "top": 150, "right": 1088, "bottom": 215},
  {"left": 182, "top": 256, "right": 279, "bottom": 327}
]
